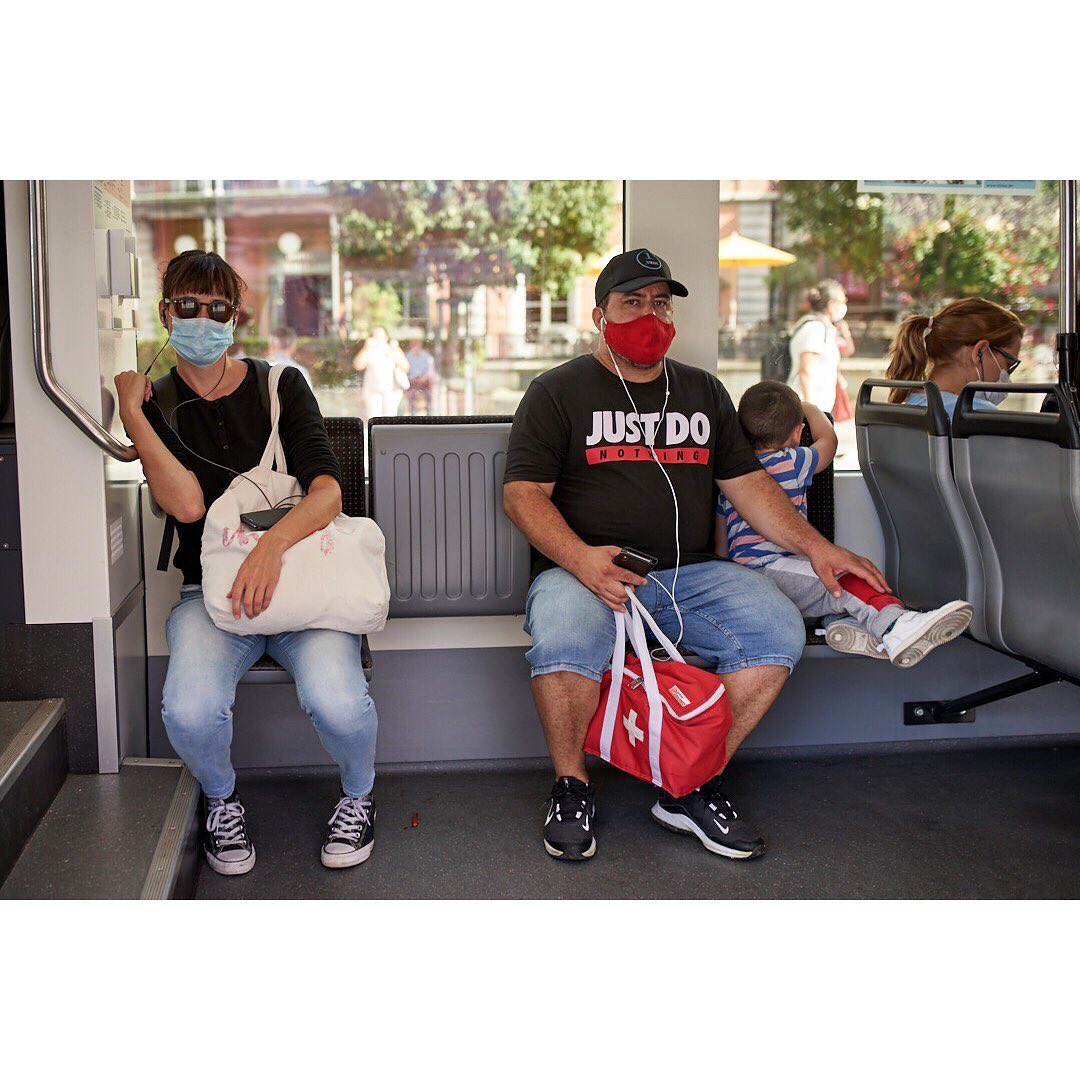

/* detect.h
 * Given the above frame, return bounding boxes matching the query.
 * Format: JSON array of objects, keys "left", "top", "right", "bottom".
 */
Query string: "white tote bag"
[{"left": 201, "top": 364, "right": 390, "bottom": 637}]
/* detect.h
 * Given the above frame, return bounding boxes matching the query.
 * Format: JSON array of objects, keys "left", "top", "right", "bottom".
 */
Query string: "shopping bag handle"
[
  {"left": 598, "top": 601, "right": 626, "bottom": 762},
  {"left": 626, "top": 590, "right": 684, "bottom": 665},
  {"left": 622, "top": 588, "right": 664, "bottom": 787},
  {"left": 257, "top": 363, "right": 287, "bottom": 474},
  {"left": 599, "top": 589, "right": 678, "bottom": 788}
]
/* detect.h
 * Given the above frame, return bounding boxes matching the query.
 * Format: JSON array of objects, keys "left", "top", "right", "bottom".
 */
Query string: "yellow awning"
[{"left": 718, "top": 231, "right": 797, "bottom": 268}]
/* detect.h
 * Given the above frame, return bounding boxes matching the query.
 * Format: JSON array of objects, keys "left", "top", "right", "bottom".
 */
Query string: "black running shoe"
[
  {"left": 321, "top": 791, "right": 376, "bottom": 869},
  {"left": 651, "top": 779, "right": 765, "bottom": 859},
  {"left": 543, "top": 776, "right": 596, "bottom": 860},
  {"left": 204, "top": 791, "right": 256, "bottom": 876}
]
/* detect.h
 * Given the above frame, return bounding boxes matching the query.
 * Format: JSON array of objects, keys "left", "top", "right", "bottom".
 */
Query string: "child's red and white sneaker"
[{"left": 882, "top": 601, "right": 974, "bottom": 668}]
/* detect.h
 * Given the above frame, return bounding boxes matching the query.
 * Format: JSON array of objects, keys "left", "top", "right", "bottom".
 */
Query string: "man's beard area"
[{"left": 608, "top": 343, "right": 664, "bottom": 374}]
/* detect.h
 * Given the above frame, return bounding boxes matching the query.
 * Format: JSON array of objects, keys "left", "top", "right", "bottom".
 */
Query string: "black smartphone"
[
  {"left": 612, "top": 546, "right": 657, "bottom": 577},
  {"left": 239, "top": 507, "right": 291, "bottom": 532}
]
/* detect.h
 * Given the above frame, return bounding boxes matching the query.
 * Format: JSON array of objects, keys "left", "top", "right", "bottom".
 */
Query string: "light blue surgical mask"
[
  {"left": 976, "top": 346, "right": 1011, "bottom": 406},
  {"left": 169, "top": 316, "right": 234, "bottom": 367}
]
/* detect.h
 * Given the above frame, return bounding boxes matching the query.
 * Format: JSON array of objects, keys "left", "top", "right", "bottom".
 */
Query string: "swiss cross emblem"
[{"left": 623, "top": 709, "right": 644, "bottom": 747}]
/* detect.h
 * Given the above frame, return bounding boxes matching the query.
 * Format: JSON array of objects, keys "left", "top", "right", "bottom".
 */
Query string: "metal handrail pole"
[
  {"left": 28, "top": 180, "right": 138, "bottom": 462},
  {"left": 1058, "top": 180, "right": 1078, "bottom": 390}
]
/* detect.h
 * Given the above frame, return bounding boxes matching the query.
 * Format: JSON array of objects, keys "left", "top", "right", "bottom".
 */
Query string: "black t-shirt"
[
  {"left": 503, "top": 353, "right": 762, "bottom": 579},
  {"left": 137, "top": 359, "right": 342, "bottom": 586}
]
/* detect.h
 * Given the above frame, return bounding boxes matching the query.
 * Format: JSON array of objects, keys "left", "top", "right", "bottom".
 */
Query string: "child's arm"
[{"left": 803, "top": 402, "right": 838, "bottom": 473}]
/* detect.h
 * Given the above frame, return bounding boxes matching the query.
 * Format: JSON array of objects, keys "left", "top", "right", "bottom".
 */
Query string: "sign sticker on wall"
[
  {"left": 93, "top": 180, "right": 132, "bottom": 230},
  {"left": 857, "top": 180, "right": 1038, "bottom": 196}
]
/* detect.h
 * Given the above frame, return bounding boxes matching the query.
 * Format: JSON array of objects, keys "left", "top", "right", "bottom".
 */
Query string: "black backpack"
[
  {"left": 151, "top": 359, "right": 273, "bottom": 572},
  {"left": 759, "top": 316, "right": 825, "bottom": 383}
]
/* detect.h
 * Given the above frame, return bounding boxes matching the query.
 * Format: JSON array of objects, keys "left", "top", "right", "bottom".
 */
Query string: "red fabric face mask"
[{"left": 602, "top": 312, "right": 676, "bottom": 366}]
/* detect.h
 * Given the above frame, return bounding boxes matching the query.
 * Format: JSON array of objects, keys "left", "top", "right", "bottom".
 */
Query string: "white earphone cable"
[{"left": 601, "top": 319, "right": 684, "bottom": 648}]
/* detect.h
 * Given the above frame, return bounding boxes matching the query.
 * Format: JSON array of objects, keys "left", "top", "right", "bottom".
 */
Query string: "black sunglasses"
[
  {"left": 987, "top": 344, "right": 1023, "bottom": 376},
  {"left": 163, "top": 297, "right": 238, "bottom": 323}
]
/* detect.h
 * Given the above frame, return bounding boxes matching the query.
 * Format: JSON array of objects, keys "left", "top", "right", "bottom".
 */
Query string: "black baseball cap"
[{"left": 594, "top": 248, "right": 689, "bottom": 306}]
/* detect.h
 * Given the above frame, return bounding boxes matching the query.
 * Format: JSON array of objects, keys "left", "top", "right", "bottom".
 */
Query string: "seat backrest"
[
  {"left": 952, "top": 382, "right": 1080, "bottom": 673},
  {"left": 369, "top": 413, "right": 837, "bottom": 620},
  {"left": 368, "top": 416, "right": 531, "bottom": 617},
  {"left": 324, "top": 416, "right": 366, "bottom": 517},
  {"left": 856, "top": 379, "right": 988, "bottom": 640},
  {"left": 802, "top": 416, "right": 834, "bottom": 543}
]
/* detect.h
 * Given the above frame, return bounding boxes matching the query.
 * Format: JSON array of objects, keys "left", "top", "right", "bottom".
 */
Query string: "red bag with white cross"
[{"left": 584, "top": 590, "right": 732, "bottom": 798}]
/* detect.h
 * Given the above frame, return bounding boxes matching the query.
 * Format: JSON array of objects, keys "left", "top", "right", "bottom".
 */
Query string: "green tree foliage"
[
  {"left": 349, "top": 280, "right": 403, "bottom": 339},
  {"left": 339, "top": 180, "right": 614, "bottom": 296},
  {"left": 521, "top": 180, "right": 615, "bottom": 297},
  {"left": 894, "top": 197, "right": 1004, "bottom": 304},
  {"left": 891, "top": 185, "right": 1059, "bottom": 313},
  {"left": 778, "top": 180, "right": 1059, "bottom": 317},
  {"left": 339, "top": 181, "right": 615, "bottom": 373},
  {"left": 339, "top": 180, "right": 526, "bottom": 286},
  {"left": 778, "top": 180, "right": 887, "bottom": 283}
]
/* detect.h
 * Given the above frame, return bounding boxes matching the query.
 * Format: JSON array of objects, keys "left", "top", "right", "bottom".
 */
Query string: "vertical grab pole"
[{"left": 1058, "top": 180, "right": 1077, "bottom": 390}]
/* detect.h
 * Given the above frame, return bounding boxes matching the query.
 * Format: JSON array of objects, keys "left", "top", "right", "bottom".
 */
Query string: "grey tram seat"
[
  {"left": 242, "top": 415, "right": 373, "bottom": 684},
  {"left": 855, "top": 379, "right": 988, "bottom": 642},
  {"left": 952, "top": 382, "right": 1080, "bottom": 676},
  {"left": 802, "top": 411, "right": 835, "bottom": 544},
  {"left": 368, "top": 414, "right": 835, "bottom": 668},
  {"left": 369, "top": 416, "right": 530, "bottom": 617}
]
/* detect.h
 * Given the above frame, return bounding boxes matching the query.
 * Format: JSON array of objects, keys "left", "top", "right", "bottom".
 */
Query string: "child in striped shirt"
[{"left": 716, "top": 381, "right": 972, "bottom": 666}]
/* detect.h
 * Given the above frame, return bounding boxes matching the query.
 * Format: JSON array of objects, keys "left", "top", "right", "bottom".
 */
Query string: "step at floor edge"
[
  {"left": 137, "top": 762, "right": 201, "bottom": 900},
  {"left": 0, "top": 699, "right": 65, "bottom": 803}
]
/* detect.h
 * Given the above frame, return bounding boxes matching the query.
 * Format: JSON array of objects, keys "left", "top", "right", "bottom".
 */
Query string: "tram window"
[
  {"left": 131, "top": 180, "right": 623, "bottom": 420},
  {"left": 718, "top": 180, "right": 1061, "bottom": 470}
]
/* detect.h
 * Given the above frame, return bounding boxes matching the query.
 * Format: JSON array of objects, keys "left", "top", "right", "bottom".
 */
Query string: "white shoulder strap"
[
  {"left": 257, "top": 362, "right": 287, "bottom": 473},
  {"left": 598, "top": 606, "right": 626, "bottom": 762},
  {"left": 601, "top": 589, "right": 684, "bottom": 787},
  {"left": 622, "top": 589, "right": 664, "bottom": 787},
  {"left": 627, "top": 591, "right": 684, "bottom": 664}
]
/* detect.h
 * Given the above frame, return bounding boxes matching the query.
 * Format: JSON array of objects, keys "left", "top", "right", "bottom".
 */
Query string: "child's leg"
[
  {"left": 758, "top": 557, "right": 851, "bottom": 620},
  {"left": 763, "top": 557, "right": 904, "bottom": 659},
  {"left": 835, "top": 573, "right": 906, "bottom": 639}
]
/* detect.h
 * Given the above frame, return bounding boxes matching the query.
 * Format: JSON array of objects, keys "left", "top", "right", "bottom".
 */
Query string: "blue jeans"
[
  {"left": 162, "top": 586, "right": 378, "bottom": 799},
  {"left": 524, "top": 560, "right": 805, "bottom": 681}
]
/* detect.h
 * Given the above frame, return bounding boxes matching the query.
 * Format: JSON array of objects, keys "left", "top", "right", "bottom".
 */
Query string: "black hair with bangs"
[{"left": 161, "top": 249, "right": 246, "bottom": 306}]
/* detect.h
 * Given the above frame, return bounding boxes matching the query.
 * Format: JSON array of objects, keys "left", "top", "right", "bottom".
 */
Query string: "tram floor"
[{"left": 193, "top": 741, "right": 1080, "bottom": 900}]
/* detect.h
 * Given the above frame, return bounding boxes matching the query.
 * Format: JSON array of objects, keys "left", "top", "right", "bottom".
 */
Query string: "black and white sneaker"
[
  {"left": 543, "top": 776, "right": 596, "bottom": 860},
  {"left": 321, "top": 791, "right": 375, "bottom": 869},
  {"left": 651, "top": 779, "right": 765, "bottom": 859},
  {"left": 204, "top": 791, "right": 256, "bottom": 876}
]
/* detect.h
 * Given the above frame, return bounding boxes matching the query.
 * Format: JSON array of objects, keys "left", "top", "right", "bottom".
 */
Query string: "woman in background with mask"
[
  {"left": 788, "top": 280, "right": 848, "bottom": 412},
  {"left": 353, "top": 326, "right": 409, "bottom": 420},
  {"left": 114, "top": 250, "right": 380, "bottom": 879},
  {"left": 885, "top": 297, "right": 1023, "bottom": 416}
]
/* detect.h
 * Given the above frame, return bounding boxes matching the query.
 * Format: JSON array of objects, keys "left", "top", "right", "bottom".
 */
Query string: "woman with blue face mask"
[
  {"left": 885, "top": 296, "right": 1025, "bottom": 418},
  {"left": 114, "top": 249, "right": 379, "bottom": 879}
]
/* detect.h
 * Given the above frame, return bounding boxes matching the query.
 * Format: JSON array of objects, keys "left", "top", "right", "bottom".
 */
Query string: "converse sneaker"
[
  {"left": 651, "top": 779, "right": 765, "bottom": 859},
  {"left": 824, "top": 619, "right": 888, "bottom": 660},
  {"left": 881, "top": 601, "right": 974, "bottom": 667},
  {"left": 321, "top": 791, "right": 375, "bottom": 868},
  {"left": 543, "top": 776, "right": 596, "bottom": 860},
  {"left": 204, "top": 791, "right": 256, "bottom": 876}
]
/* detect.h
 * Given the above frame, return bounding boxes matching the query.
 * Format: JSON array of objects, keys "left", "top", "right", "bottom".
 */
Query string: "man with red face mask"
[{"left": 503, "top": 248, "right": 888, "bottom": 862}]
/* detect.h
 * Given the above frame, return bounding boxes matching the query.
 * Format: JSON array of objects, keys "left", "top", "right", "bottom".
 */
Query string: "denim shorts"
[{"left": 523, "top": 560, "right": 805, "bottom": 681}]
